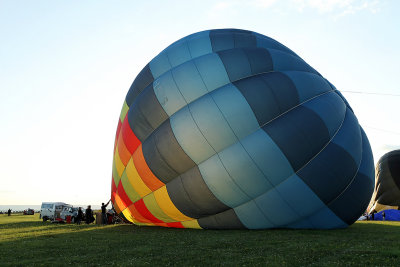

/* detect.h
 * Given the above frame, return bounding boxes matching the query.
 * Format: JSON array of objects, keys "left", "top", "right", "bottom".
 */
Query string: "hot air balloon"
[
  {"left": 370, "top": 150, "right": 400, "bottom": 213},
  {"left": 111, "top": 29, "right": 374, "bottom": 229}
]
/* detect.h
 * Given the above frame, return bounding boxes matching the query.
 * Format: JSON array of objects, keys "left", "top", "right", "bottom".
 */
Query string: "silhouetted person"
[
  {"left": 101, "top": 200, "right": 111, "bottom": 225},
  {"left": 85, "top": 205, "right": 93, "bottom": 224},
  {"left": 382, "top": 211, "right": 386, "bottom": 221},
  {"left": 8, "top": 209, "right": 11, "bottom": 216},
  {"left": 77, "top": 207, "right": 83, "bottom": 225}
]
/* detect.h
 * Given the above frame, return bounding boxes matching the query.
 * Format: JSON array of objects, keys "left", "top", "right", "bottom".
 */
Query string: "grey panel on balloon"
[
  {"left": 127, "top": 84, "right": 169, "bottom": 142},
  {"left": 263, "top": 105, "right": 330, "bottom": 172},
  {"left": 198, "top": 209, "right": 245, "bottom": 229},
  {"left": 127, "top": 96, "right": 154, "bottom": 143},
  {"left": 125, "top": 64, "right": 154, "bottom": 106},
  {"left": 388, "top": 156, "right": 400, "bottom": 189},
  {"left": 374, "top": 150, "right": 400, "bottom": 206},
  {"left": 166, "top": 166, "right": 230, "bottom": 218},
  {"left": 142, "top": 120, "right": 196, "bottom": 183}
]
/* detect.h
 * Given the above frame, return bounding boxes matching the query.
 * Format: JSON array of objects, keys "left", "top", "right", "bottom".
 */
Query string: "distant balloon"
[
  {"left": 370, "top": 150, "right": 400, "bottom": 212},
  {"left": 111, "top": 29, "right": 374, "bottom": 229}
]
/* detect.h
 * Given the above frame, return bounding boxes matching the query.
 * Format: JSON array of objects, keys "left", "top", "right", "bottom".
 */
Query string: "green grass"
[{"left": 1, "top": 214, "right": 400, "bottom": 266}]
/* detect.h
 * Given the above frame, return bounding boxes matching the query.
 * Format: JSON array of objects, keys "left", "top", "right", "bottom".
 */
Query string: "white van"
[{"left": 40, "top": 202, "right": 71, "bottom": 222}]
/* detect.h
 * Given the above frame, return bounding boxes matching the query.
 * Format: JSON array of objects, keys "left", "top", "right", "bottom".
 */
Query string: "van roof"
[{"left": 41, "top": 202, "right": 70, "bottom": 205}]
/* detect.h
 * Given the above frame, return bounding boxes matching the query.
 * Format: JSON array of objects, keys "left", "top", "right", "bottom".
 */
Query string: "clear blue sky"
[{"left": 1, "top": 0, "right": 399, "bottom": 205}]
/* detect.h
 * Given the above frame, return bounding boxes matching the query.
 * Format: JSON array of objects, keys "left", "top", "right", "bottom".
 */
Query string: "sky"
[{"left": 1, "top": 0, "right": 399, "bottom": 205}]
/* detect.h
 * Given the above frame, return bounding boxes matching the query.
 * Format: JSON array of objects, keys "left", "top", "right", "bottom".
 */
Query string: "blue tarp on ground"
[{"left": 370, "top": 209, "right": 400, "bottom": 221}]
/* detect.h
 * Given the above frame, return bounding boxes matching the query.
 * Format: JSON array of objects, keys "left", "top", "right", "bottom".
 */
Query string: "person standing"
[
  {"left": 382, "top": 211, "right": 386, "bottom": 221},
  {"left": 8, "top": 209, "right": 11, "bottom": 216},
  {"left": 101, "top": 200, "right": 111, "bottom": 225},
  {"left": 85, "top": 205, "right": 93, "bottom": 224},
  {"left": 76, "top": 207, "right": 83, "bottom": 225}
]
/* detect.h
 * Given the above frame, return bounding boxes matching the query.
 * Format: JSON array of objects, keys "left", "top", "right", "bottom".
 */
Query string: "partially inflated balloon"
[
  {"left": 111, "top": 29, "right": 374, "bottom": 229},
  {"left": 370, "top": 150, "right": 400, "bottom": 212}
]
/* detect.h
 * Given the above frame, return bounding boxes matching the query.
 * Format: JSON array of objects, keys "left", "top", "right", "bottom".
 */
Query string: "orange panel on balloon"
[
  {"left": 117, "top": 130, "right": 132, "bottom": 166},
  {"left": 132, "top": 144, "right": 164, "bottom": 191}
]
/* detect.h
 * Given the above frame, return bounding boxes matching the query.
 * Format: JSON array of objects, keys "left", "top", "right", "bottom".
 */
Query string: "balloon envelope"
[
  {"left": 370, "top": 150, "right": 400, "bottom": 212},
  {"left": 111, "top": 29, "right": 374, "bottom": 229}
]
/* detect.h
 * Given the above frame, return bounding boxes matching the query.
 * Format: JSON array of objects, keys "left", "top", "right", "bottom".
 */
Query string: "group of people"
[
  {"left": 365, "top": 211, "right": 386, "bottom": 221},
  {"left": 75, "top": 200, "right": 111, "bottom": 225}
]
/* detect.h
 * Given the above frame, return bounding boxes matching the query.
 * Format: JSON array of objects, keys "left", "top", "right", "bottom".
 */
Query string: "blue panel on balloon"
[
  {"left": 297, "top": 141, "right": 358, "bottom": 204},
  {"left": 305, "top": 207, "right": 347, "bottom": 229},
  {"left": 153, "top": 71, "right": 187, "bottom": 117},
  {"left": 187, "top": 30, "right": 212, "bottom": 58},
  {"left": 149, "top": 51, "right": 171, "bottom": 79},
  {"left": 218, "top": 142, "right": 273, "bottom": 199},
  {"left": 171, "top": 60, "right": 208, "bottom": 103},
  {"left": 194, "top": 53, "right": 230, "bottom": 91},
  {"left": 189, "top": 94, "right": 237, "bottom": 152},
  {"left": 199, "top": 153, "right": 251, "bottom": 208},
  {"left": 302, "top": 92, "right": 346, "bottom": 137},
  {"left": 234, "top": 200, "right": 275, "bottom": 229},
  {"left": 170, "top": 106, "right": 214, "bottom": 164},
  {"left": 166, "top": 41, "right": 192, "bottom": 68},
  {"left": 269, "top": 49, "right": 318, "bottom": 75},
  {"left": 275, "top": 174, "right": 325, "bottom": 218},
  {"left": 210, "top": 83, "right": 259, "bottom": 139},
  {"left": 331, "top": 109, "right": 362, "bottom": 165},
  {"left": 218, "top": 49, "right": 252, "bottom": 82},
  {"left": 255, "top": 33, "right": 298, "bottom": 57},
  {"left": 241, "top": 129, "right": 294, "bottom": 186},
  {"left": 359, "top": 129, "right": 375, "bottom": 180},
  {"left": 283, "top": 71, "right": 332, "bottom": 102},
  {"left": 263, "top": 105, "right": 330, "bottom": 172},
  {"left": 254, "top": 188, "right": 300, "bottom": 226}
]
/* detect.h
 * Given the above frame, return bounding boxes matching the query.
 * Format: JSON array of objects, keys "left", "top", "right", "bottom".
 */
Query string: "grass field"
[{"left": 1, "top": 214, "right": 399, "bottom": 266}]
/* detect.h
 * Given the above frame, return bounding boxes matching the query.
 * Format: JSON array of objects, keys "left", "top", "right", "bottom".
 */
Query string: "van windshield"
[{"left": 41, "top": 204, "right": 53, "bottom": 209}]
